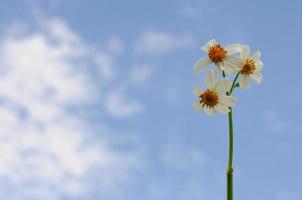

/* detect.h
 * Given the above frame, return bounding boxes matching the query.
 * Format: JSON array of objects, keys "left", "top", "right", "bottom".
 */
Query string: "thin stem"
[
  {"left": 227, "top": 107, "right": 234, "bottom": 200},
  {"left": 222, "top": 70, "right": 237, "bottom": 200},
  {"left": 222, "top": 71, "right": 240, "bottom": 95},
  {"left": 227, "top": 166, "right": 233, "bottom": 200},
  {"left": 227, "top": 109, "right": 234, "bottom": 168},
  {"left": 229, "top": 72, "right": 240, "bottom": 94}
]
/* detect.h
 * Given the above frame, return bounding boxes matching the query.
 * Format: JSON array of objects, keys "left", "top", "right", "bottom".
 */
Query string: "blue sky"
[{"left": 0, "top": 0, "right": 301, "bottom": 199}]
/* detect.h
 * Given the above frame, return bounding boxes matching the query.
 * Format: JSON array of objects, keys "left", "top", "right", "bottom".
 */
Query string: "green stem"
[
  {"left": 222, "top": 70, "right": 238, "bottom": 200},
  {"left": 227, "top": 108, "right": 234, "bottom": 200},
  {"left": 227, "top": 108, "right": 234, "bottom": 168},
  {"left": 229, "top": 72, "right": 240, "bottom": 94},
  {"left": 227, "top": 166, "right": 233, "bottom": 200}
]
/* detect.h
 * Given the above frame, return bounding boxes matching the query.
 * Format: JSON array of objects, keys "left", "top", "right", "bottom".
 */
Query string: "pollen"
[
  {"left": 208, "top": 44, "right": 227, "bottom": 64},
  {"left": 240, "top": 59, "right": 256, "bottom": 75},
  {"left": 200, "top": 89, "right": 219, "bottom": 107}
]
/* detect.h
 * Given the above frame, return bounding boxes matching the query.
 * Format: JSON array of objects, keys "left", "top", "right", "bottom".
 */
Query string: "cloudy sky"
[{"left": 0, "top": 0, "right": 301, "bottom": 199}]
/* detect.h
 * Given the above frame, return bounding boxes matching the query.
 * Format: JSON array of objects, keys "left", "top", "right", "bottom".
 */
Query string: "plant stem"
[
  {"left": 227, "top": 108, "right": 234, "bottom": 200},
  {"left": 222, "top": 70, "right": 238, "bottom": 200},
  {"left": 230, "top": 72, "right": 240, "bottom": 94}
]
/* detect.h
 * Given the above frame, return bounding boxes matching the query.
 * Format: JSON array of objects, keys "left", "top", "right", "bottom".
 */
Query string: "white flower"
[
  {"left": 194, "top": 39, "right": 243, "bottom": 75},
  {"left": 238, "top": 45, "right": 263, "bottom": 89},
  {"left": 193, "top": 70, "right": 237, "bottom": 116}
]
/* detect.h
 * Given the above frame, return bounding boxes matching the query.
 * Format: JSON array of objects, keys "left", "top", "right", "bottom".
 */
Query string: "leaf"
[{"left": 234, "top": 82, "right": 240, "bottom": 88}]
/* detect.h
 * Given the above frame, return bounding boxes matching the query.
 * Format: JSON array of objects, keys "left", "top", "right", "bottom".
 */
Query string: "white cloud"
[
  {"left": 94, "top": 52, "right": 115, "bottom": 80},
  {"left": 128, "top": 65, "right": 154, "bottom": 85},
  {"left": 145, "top": 135, "right": 218, "bottom": 200},
  {"left": 107, "top": 36, "right": 125, "bottom": 55},
  {"left": 135, "top": 30, "right": 195, "bottom": 56},
  {"left": 161, "top": 139, "right": 205, "bottom": 170},
  {"left": 105, "top": 88, "right": 144, "bottom": 119},
  {"left": 0, "top": 17, "right": 141, "bottom": 199},
  {"left": 179, "top": 0, "right": 217, "bottom": 19},
  {"left": 263, "top": 110, "right": 288, "bottom": 133},
  {"left": 46, "top": 18, "right": 82, "bottom": 45},
  {"left": 263, "top": 110, "right": 302, "bottom": 136},
  {"left": 180, "top": 4, "right": 200, "bottom": 18}
]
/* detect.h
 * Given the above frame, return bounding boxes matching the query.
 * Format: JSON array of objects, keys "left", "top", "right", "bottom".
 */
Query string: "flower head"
[
  {"left": 238, "top": 45, "right": 263, "bottom": 89},
  {"left": 193, "top": 70, "right": 237, "bottom": 116},
  {"left": 194, "top": 39, "right": 243, "bottom": 75}
]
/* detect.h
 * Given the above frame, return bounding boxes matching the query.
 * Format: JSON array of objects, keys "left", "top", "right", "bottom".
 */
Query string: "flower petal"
[
  {"left": 250, "top": 71, "right": 263, "bottom": 84},
  {"left": 225, "top": 43, "right": 241, "bottom": 55},
  {"left": 219, "top": 95, "right": 236, "bottom": 107},
  {"left": 223, "top": 64, "right": 237, "bottom": 73},
  {"left": 193, "top": 102, "right": 203, "bottom": 111},
  {"left": 240, "top": 45, "right": 250, "bottom": 60},
  {"left": 255, "top": 60, "right": 263, "bottom": 71},
  {"left": 251, "top": 51, "right": 261, "bottom": 61},
  {"left": 215, "top": 65, "right": 223, "bottom": 74},
  {"left": 201, "top": 39, "right": 218, "bottom": 52},
  {"left": 224, "top": 55, "right": 244, "bottom": 70},
  {"left": 216, "top": 62, "right": 225, "bottom": 71},
  {"left": 194, "top": 84, "right": 203, "bottom": 96},
  {"left": 214, "top": 78, "right": 231, "bottom": 94},
  {"left": 215, "top": 104, "right": 230, "bottom": 114},
  {"left": 205, "top": 70, "right": 217, "bottom": 90},
  {"left": 240, "top": 75, "right": 250, "bottom": 89},
  {"left": 204, "top": 107, "right": 216, "bottom": 116},
  {"left": 194, "top": 57, "right": 212, "bottom": 75}
]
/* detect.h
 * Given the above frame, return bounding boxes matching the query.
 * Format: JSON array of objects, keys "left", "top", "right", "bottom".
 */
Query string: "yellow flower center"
[
  {"left": 240, "top": 59, "right": 256, "bottom": 75},
  {"left": 208, "top": 44, "right": 227, "bottom": 64},
  {"left": 200, "top": 89, "right": 219, "bottom": 107}
]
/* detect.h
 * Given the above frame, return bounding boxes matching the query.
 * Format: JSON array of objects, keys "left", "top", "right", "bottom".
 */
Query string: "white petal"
[
  {"left": 223, "top": 64, "right": 237, "bottom": 73},
  {"left": 255, "top": 60, "right": 263, "bottom": 71},
  {"left": 225, "top": 43, "right": 241, "bottom": 55},
  {"left": 250, "top": 71, "right": 263, "bottom": 84},
  {"left": 194, "top": 84, "right": 203, "bottom": 96},
  {"left": 215, "top": 66, "right": 223, "bottom": 74},
  {"left": 219, "top": 95, "right": 236, "bottom": 107},
  {"left": 215, "top": 104, "right": 230, "bottom": 114},
  {"left": 193, "top": 102, "right": 203, "bottom": 111},
  {"left": 214, "top": 78, "right": 231, "bottom": 94},
  {"left": 216, "top": 62, "right": 224, "bottom": 71},
  {"left": 201, "top": 39, "right": 218, "bottom": 52},
  {"left": 204, "top": 107, "right": 216, "bottom": 116},
  {"left": 205, "top": 70, "right": 217, "bottom": 90},
  {"left": 240, "top": 75, "right": 250, "bottom": 89},
  {"left": 224, "top": 55, "right": 244, "bottom": 70},
  {"left": 194, "top": 57, "right": 212, "bottom": 75},
  {"left": 240, "top": 45, "right": 250, "bottom": 60},
  {"left": 251, "top": 51, "right": 261, "bottom": 61}
]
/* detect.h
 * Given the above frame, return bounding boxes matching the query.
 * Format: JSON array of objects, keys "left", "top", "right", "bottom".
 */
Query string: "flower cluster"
[{"left": 193, "top": 39, "right": 263, "bottom": 116}]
